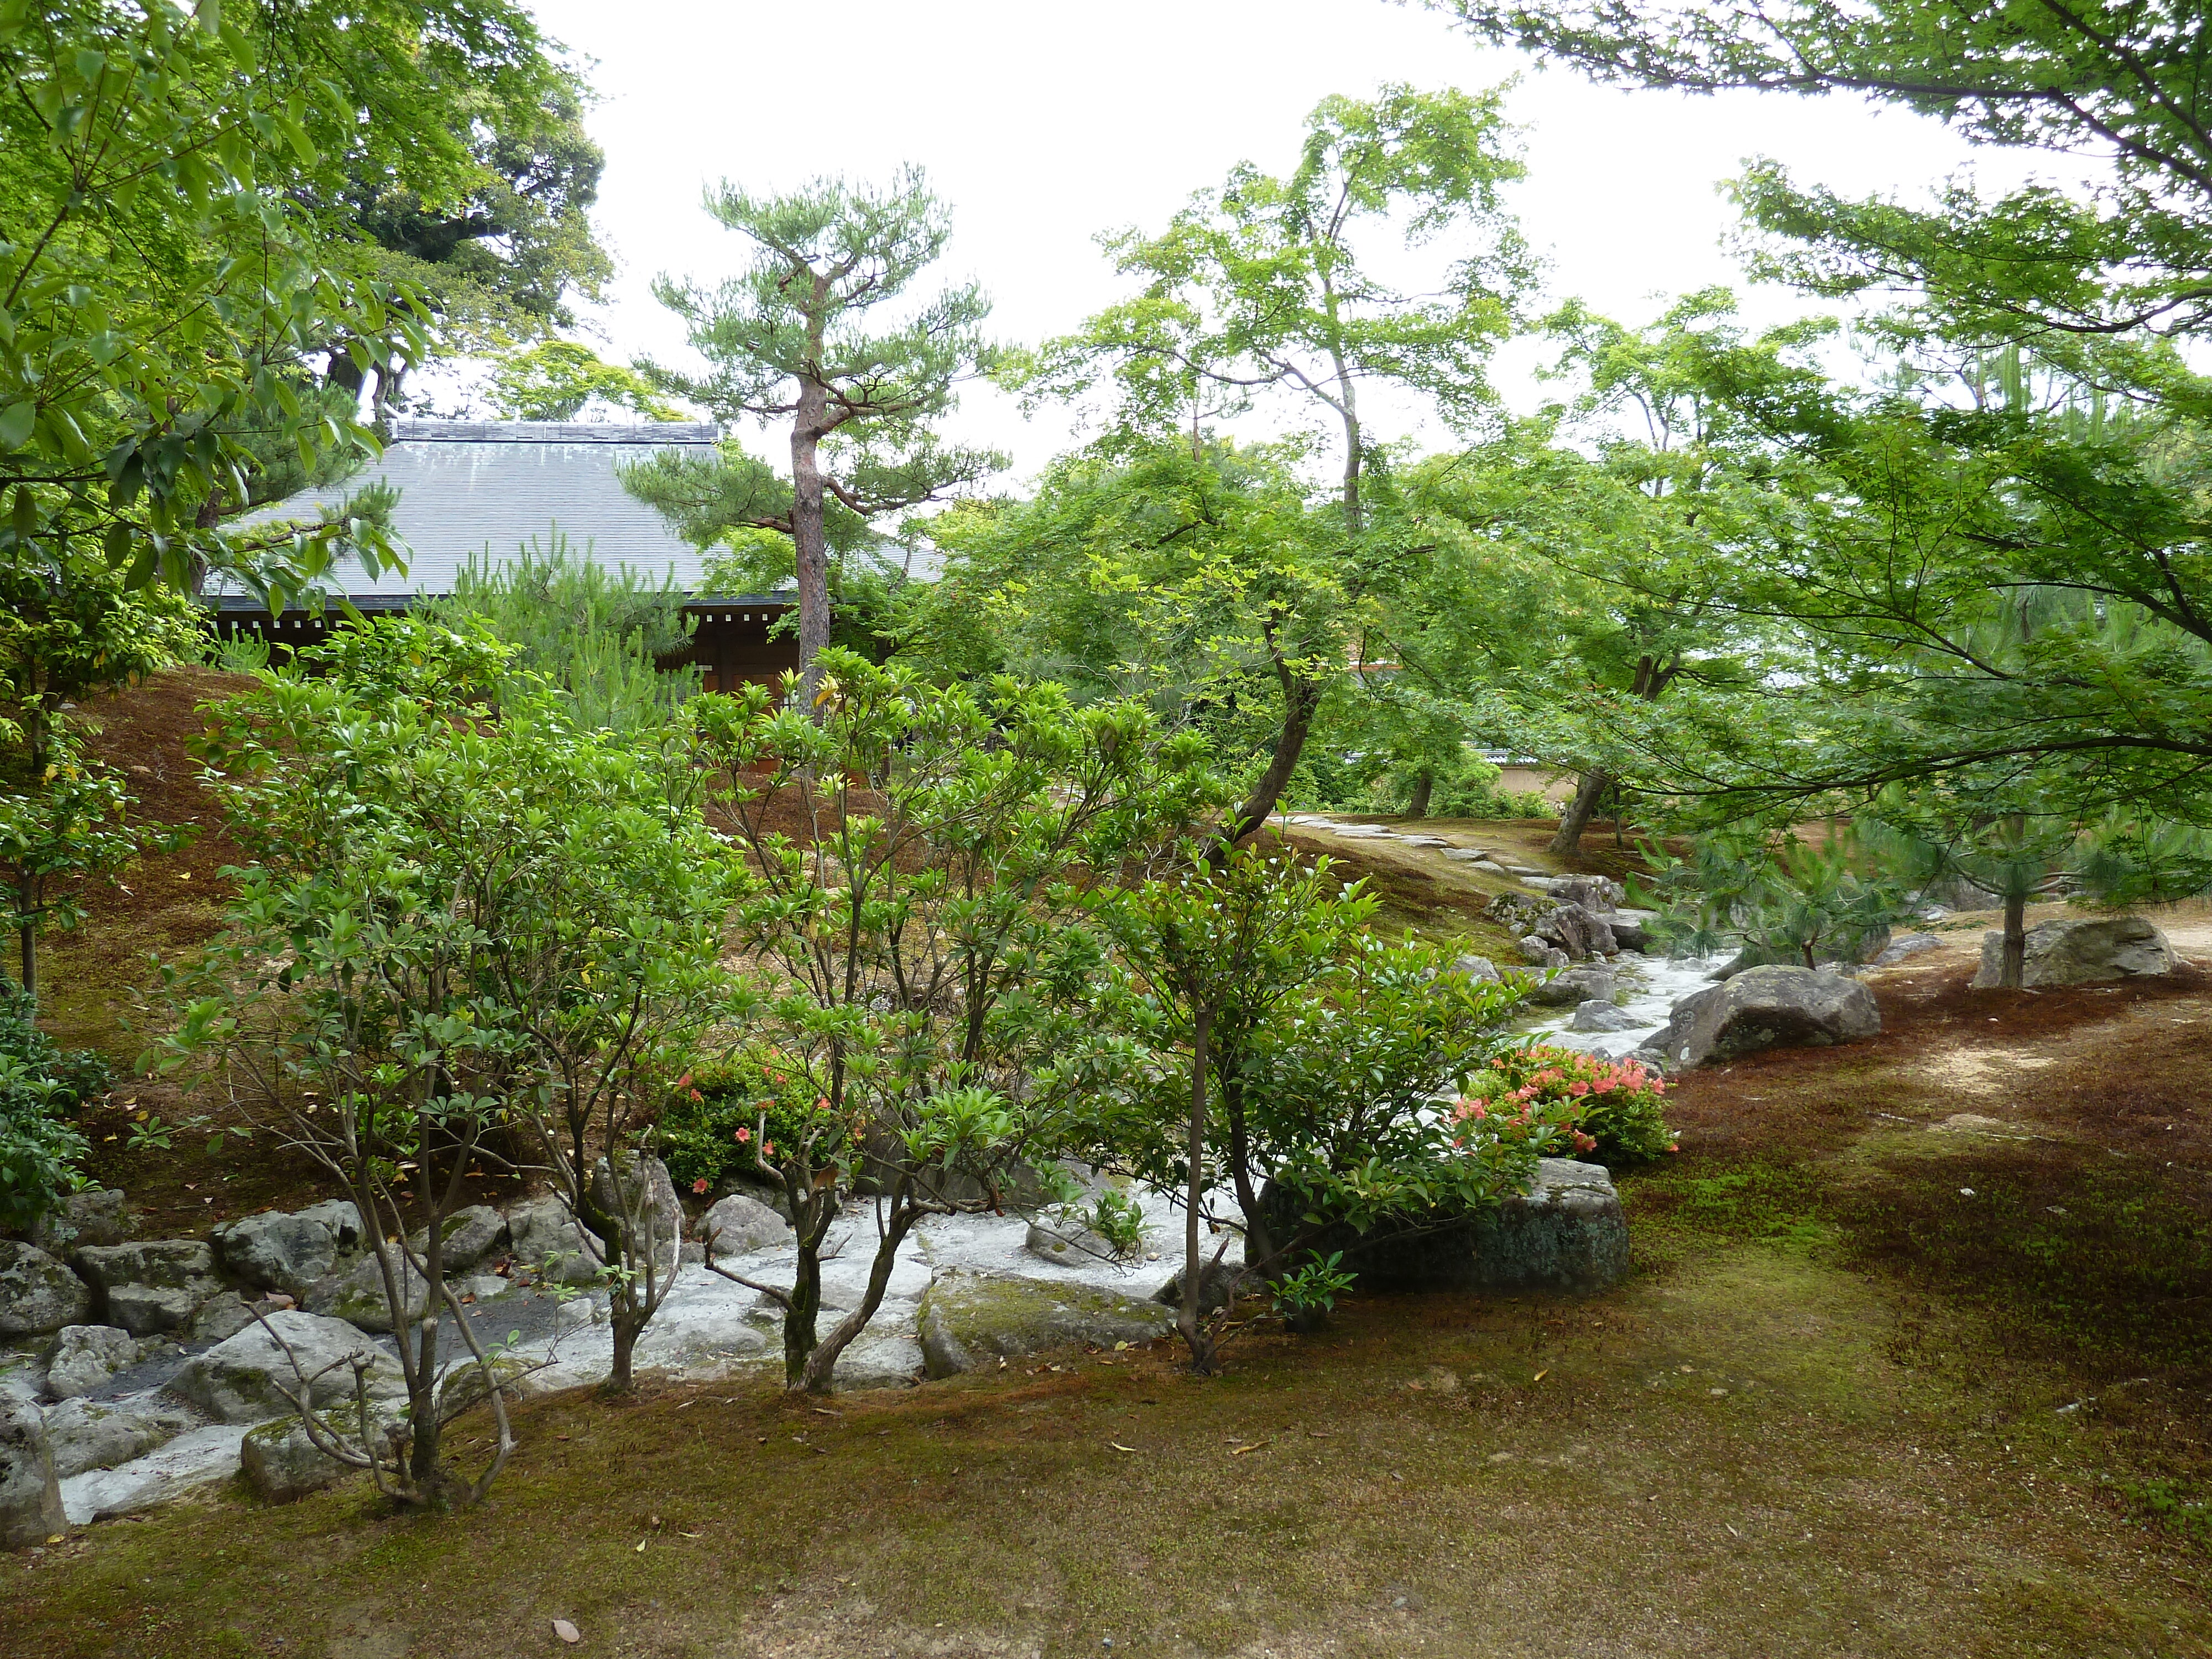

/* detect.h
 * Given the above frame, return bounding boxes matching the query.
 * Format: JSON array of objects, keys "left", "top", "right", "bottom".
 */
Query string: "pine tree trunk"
[
  {"left": 789, "top": 380, "right": 834, "bottom": 693},
  {"left": 1548, "top": 770, "right": 1611, "bottom": 857},
  {"left": 2000, "top": 890, "right": 2027, "bottom": 989}
]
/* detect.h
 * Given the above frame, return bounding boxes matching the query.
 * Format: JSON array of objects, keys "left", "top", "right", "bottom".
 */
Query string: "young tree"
[
  {"left": 689, "top": 650, "right": 1217, "bottom": 1392},
  {"left": 1105, "top": 844, "right": 1553, "bottom": 1372},
  {"left": 486, "top": 342, "right": 686, "bottom": 423},
  {"left": 1017, "top": 86, "right": 1534, "bottom": 834},
  {"left": 915, "top": 439, "right": 1357, "bottom": 848},
  {"left": 626, "top": 169, "right": 1002, "bottom": 680}
]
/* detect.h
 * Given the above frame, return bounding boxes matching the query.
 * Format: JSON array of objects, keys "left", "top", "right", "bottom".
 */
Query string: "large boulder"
[
  {"left": 1569, "top": 999, "right": 1641, "bottom": 1034},
  {"left": 1972, "top": 916, "right": 2174, "bottom": 989},
  {"left": 1535, "top": 902, "right": 1618, "bottom": 961},
  {"left": 241, "top": 1416, "right": 371, "bottom": 1504},
  {"left": 41, "top": 1396, "right": 191, "bottom": 1481},
  {"left": 164, "top": 1310, "right": 404, "bottom": 1425},
  {"left": 1525, "top": 965, "right": 1618, "bottom": 1009},
  {"left": 591, "top": 1155, "right": 684, "bottom": 1271},
  {"left": 305, "top": 1248, "right": 434, "bottom": 1334},
  {"left": 407, "top": 1204, "right": 509, "bottom": 1275},
  {"left": 29, "top": 1188, "right": 133, "bottom": 1254},
  {"left": 1651, "top": 965, "right": 1880, "bottom": 1068},
  {"left": 0, "top": 1395, "right": 63, "bottom": 1548},
  {"left": 0, "top": 1242, "right": 92, "bottom": 1338},
  {"left": 1450, "top": 954, "right": 1501, "bottom": 984},
  {"left": 69, "top": 1240, "right": 227, "bottom": 1338},
  {"left": 1872, "top": 932, "right": 1945, "bottom": 968},
  {"left": 700, "top": 1192, "right": 791, "bottom": 1257},
  {"left": 1536, "top": 875, "right": 1624, "bottom": 913},
  {"left": 507, "top": 1196, "right": 606, "bottom": 1287},
  {"left": 293, "top": 1199, "right": 366, "bottom": 1253},
  {"left": 1250, "top": 1159, "right": 1629, "bottom": 1294},
  {"left": 916, "top": 1273, "right": 1174, "bottom": 1378},
  {"left": 212, "top": 1211, "right": 337, "bottom": 1298},
  {"left": 1517, "top": 937, "right": 1569, "bottom": 971},
  {"left": 1468, "top": 1160, "right": 1631, "bottom": 1292},
  {"left": 44, "top": 1325, "right": 143, "bottom": 1400}
]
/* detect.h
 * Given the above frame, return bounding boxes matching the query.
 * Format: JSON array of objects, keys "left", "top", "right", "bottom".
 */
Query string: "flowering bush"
[
  {"left": 656, "top": 1054, "right": 854, "bottom": 1194},
  {"left": 1456, "top": 1042, "right": 1676, "bottom": 1165}
]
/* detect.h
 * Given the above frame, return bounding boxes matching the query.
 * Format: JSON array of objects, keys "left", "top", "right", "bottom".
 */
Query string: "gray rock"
[
  {"left": 406, "top": 1204, "right": 508, "bottom": 1275},
  {"left": 1535, "top": 875, "right": 1624, "bottom": 914},
  {"left": 916, "top": 1273, "right": 1175, "bottom": 1378},
  {"left": 1608, "top": 918, "right": 1652, "bottom": 954},
  {"left": 1872, "top": 931, "right": 1945, "bottom": 968},
  {"left": 29, "top": 1189, "right": 133, "bottom": 1254},
  {"left": 240, "top": 1415, "right": 376, "bottom": 1504},
  {"left": 1251, "top": 1158, "right": 1628, "bottom": 1294},
  {"left": 44, "top": 1326, "right": 142, "bottom": 1400},
  {"left": 1023, "top": 1218, "right": 1118, "bottom": 1265},
  {"left": 507, "top": 1196, "right": 604, "bottom": 1286},
  {"left": 1153, "top": 1257, "right": 1250, "bottom": 1316},
  {"left": 1535, "top": 901, "right": 1617, "bottom": 960},
  {"left": 1525, "top": 966, "right": 1618, "bottom": 1008},
  {"left": 700, "top": 1192, "right": 791, "bottom": 1257},
  {"left": 164, "top": 1310, "right": 404, "bottom": 1425},
  {"left": 292, "top": 1199, "right": 366, "bottom": 1253},
  {"left": 41, "top": 1396, "right": 191, "bottom": 1481},
  {"left": 69, "top": 1240, "right": 226, "bottom": 1338},
  {"left": 0, "top": 1395, "right": 63, "bottom": 1548},
  {"left": 305, "top": 1248, "right": 434, "bottom": 1334},
  {"left": 1517, "top": 936, "right": 1569, "bottom": 971},
  {"left": 1971, "top": 916, "right": 2174, "bottom": 989},
  {"left": 591, "top": 1154, "right": 684, "bottom": 1272},
  {"left": 1569, "top": 999, "right": 1642, "bottom": 1033},
  {"left": 1469, "top": 1159, "right": 1630, "bottom": 1292},
  {"left": 630, "top": 1312, "right": 770, "bottom": 1375},
  {"left": 831, "top": 1333, "right": 926, "bottom": 1391},
  {"left": 1653, "top": 964, "right": 1881, "bottom": 1068},
  {"left": 1450, "top": 954, "right": 1500, "bottom": 983},
  {"left": 212, "top": 1211, "right": 337, "bottom": 1297},
  {"left": 186, "top": 1292, "right": 260, "bottom": 1344},
  {"left": 0, "top": 1243, "right": 92, "bottom": 1339}
]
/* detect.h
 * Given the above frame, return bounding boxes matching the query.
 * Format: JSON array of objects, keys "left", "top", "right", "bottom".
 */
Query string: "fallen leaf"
[
  {"left": 680, "top": 1531, "right": 702, "bottom": 1539},
  {"left": 552, "top": 1618, "right": 582, "bottom": 1645},
  {"left": 1532, "top": 1369, "right": 1548, "bottom": 1383},
  {"left": 1109, "top": 1442, "right": 1138, "bottom": 1453},
  {"left": 635, "top": 1538, "right": 648, "bottom": 1552},
  {"left": 1229, "top": 1440, "right": 1271, "bottom": 1457}
]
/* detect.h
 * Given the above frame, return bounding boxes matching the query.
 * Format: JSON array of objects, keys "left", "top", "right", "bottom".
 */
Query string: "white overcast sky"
[{"left": 514, "top": 0, "right": 2051, "bottom": 482}]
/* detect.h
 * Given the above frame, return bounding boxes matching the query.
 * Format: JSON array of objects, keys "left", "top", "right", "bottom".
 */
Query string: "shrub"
[
  {"left": 1458, "top": 1042, "right": 1676, "bottom": 1164},
  {"left": 0, "top": 982, "right": 107, "bottom": 1230},
  {"left": 658, "top": 1056, "right": 855, "bottom": 1197}
]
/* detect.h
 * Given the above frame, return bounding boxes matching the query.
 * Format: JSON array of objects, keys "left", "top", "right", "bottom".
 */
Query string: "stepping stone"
[{"left": 1397, "top": 835, "right": 1451, "bottom": 847}]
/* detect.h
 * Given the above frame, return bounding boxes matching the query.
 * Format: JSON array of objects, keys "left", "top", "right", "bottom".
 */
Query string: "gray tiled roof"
[{"left": 223, "top": 419, "right": 728, "bottom": 601}]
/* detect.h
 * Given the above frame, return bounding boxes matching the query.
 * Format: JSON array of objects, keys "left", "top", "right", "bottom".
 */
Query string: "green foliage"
[
  {"left": 1105, "top": 846, "right": 1550, "bottom": 1365},
  {"left": 0, "top": 731, "right": 187, "bottom": 1001},
  {"left": 168, "top": 617, "right": 732, "bottom": 1473},
  {"left": 1460, "top": 1042, "right": 1676, "bottom": 1165},
  {"left": 487, "top": 342, "right": 685, "bottom": 422},
  {"left": 1637, "top": 825, "right": 1912, "bottom": 971},
  {"left": 1269, "top": 1251, "right": 1355, "bottom": 1320},
  {"left": 690, "top": 648, "right": 1222, "bottom": 1390},
  {"left": 0, "top": 0, "right": 451, "bottom": 608},
  {"left": 656, "top": 1057, "right": 852, "bottom": 1196},
  {"left": 0, "top": 980, "right": 105, "bottom": 1230},
  {"left": 425, "top": 535, "right": 699, "bottom": 731}
]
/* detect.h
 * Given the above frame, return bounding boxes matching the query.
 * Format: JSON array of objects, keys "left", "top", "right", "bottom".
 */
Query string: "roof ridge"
[{"left": 388, "top": 419, "right": 720, "bottom": 444}]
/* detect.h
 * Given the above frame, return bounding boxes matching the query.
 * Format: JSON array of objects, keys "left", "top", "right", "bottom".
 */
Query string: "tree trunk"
[
  {"left": 797, "top": 1193, "right": 921, "bottom": 1395},
  {"left": 1548, "top": 769, "right": 1611, "bottom": 858},
  {"left": 1220, "top": 672, "right": 1322, "bottom": 850},
  {"left": 1178, "top": 1008, "right": 1217, "bottom": 1376},
  {"left": 789, "top": 381, "right": 833, "bottom": 692},
  {"left": 2000, "top": 889, "right": 2027, "bottom": 989},
  {"left": 1405, "top": 769, "right": 1434, "bottom": 820},
  {"left": 15, "top": 906, "right": 32, "bottom": 1004},
  {"left": 783, "top": 1241, "right": 823, "bottom": 1386}
]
